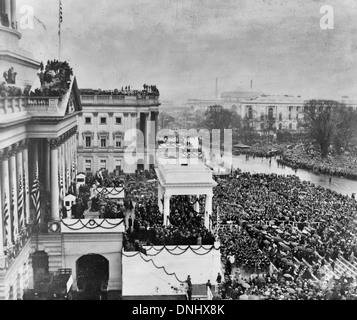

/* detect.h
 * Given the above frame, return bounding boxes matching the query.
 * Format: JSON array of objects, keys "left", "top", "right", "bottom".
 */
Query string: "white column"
[
  {"left": 31, "top": 140, "right": 39, "bottom": 225},
  {"left": 0, "top": 156, "right": 4, "bottom": 259},
  {"left": 194, "top": 195, "right": 200, "bottom": 213},
  {"left": 16, "top": 146, "right": 24, "bottom": 230},
  {"left": 22, "top": 143, "right": 30, "bottom": 225},
  {"left": 1, "top": 150, "right": 12, "bottom": 246},
  {"left": 109, "top": 113, "right": 114, "bottom": 148},
  {"left": 132, "top": 113, "right": 137, "bottom": 140},
  {"left": 205, "top": 194, "right": 213, "bottom": 230},
  {"left": 10, "top": 0, "right": 16, "bottom": 28},
  {"left": 50, "top": 140, "right": 60, "bottom": 221},
  {"left": 164, "top": 194, "right": 170, "bottom": 226},
  {"left": 4, "top": 0, "right": 11, "bottom": 25},
  {"left": 9, "top": 147, "right": 19, "bottom": 240}
]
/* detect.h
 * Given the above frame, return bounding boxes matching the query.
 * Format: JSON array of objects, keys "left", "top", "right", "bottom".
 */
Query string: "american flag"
[
  {"left": 59, "top": 171, "right": 64, "bottom": 196},
  {"left": 3, "top": 194, "right": 10, "bottom": 247},
  {"left": 11, "top": 187, "right": 18, "bottom": 239},
  {"left": 59, "top": 0, "right": 63, "bottom": 23},
  {"left": 31, "top": 170, "right": 41, "bottom": 225},
  {"left": 18, "top": 175, "right": 25, "bottom": 229},
  {"left": 66, "top": 167, "right": 70, "bottom": 189},
  {"left": 58, "top": 0, "right": 63, "bottom": 36}
]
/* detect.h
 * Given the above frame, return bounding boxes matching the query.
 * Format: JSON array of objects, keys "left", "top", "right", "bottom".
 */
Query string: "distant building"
[{"left": 77, "top": 89, "right": 160, "bottom": 174}]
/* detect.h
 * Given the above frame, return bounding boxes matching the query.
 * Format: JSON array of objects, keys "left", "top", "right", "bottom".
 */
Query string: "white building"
[{"left": 77, "top": 90, "right": 160, "bottom": 174}]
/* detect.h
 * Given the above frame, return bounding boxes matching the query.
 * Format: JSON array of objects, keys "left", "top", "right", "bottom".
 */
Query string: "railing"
[
  {"left": 0, "top": 96, "right": 28, "bottom": 118},
  {"left": 80, "top": 95, "right": 159, "bottom": 106}
]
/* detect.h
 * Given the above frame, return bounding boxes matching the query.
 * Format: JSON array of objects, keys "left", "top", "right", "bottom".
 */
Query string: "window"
[
  {"left": 115, "top": 117, "right": 122, "bottom": 125},
  {"left": 115, "top": 136, "right": 122, "bottom": 148},
  {"left": 85, "top": 136, "right": 91, "bottom": 148},
  {"left": 279, "top": 113, "right": 282, "bottom": 121},
  {"left": 289, "top": 114, "right": 292, "bottom": 120},
  {"left": 115, "top": 160, "right": 122, "bottom": 174},
  {"left": 268, "top": 107, "right": 274, "bottom": 120},
  {"left": 101, "top": 138, "right": 107, "bottom": 148},
  {"left": 289, "top": 106, "right": 293, "bottom": 112},
  {"left": 100, "top": 160, "right": 107, "bottom": 169},
  {"left": 248, "top": 107, "right": 253, "bottom": 119},
  {"left": 296, "top": 106, "right": 300, "bottom": 112},
  {"left": 289, "top": 123, "right": 293, "bottom": 130},
  {"left": 85, "top": 160, "right": 91, "bottom": 171},
  {"left": 85, "top": 117, "right": 91, "bottom": 124},
  {"left": 100, "top": 117, "right": 107, "bottom": 124}
]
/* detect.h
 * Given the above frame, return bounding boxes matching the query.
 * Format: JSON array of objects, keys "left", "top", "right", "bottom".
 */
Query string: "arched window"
[{"left": 268, "top": 107, "right": 274, "bottom": 120}]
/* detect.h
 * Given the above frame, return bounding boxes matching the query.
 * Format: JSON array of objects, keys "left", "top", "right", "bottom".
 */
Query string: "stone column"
[
  {"left": 50, "top": 139, "right": 60, "bottom": 221},
  {"left": 205, "top": 194, "right": 213, "bottom": 230},
  {"left": 155, "top": 112, "right": 159, "bottom": 148},
  {"left": 16, "top": 144, "right": 24, "bottom": 230},
  {"left": 164, "top": 194, "right": 170, "bottom": 226},
  {"left": 1, "top": 149, "right": 12, "bottom": 246},
  {"left": 22, "top": 141, "right": 30, "bottom": 225},
  {"left": 31, "top": 139, "right": 39, "bottom": 224},
  {"left": 4, "top": 0, "right": 11, "bottom": 26},
  {"left": 194, "top": 195, "right": 200, "bottom": 213},
  {"left": 9, "top": 145, "right": 19, "bottom": 241},
  {"left": 0, "top": 154, "right": 4, "bottom": 259},
  {"left": 108, "top": 113, "right": 114, "bottom": 148},
  {"left": 93, "top": 113, "right": 98, "bottom": 149},
  {"left": 10, "top": 0, "right": 15, "bottom": 28}
]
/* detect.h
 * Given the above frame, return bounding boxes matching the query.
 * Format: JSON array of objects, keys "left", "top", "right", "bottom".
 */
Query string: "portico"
[{"left": 155, "top": 163, "right": 217, "bottom": 230}]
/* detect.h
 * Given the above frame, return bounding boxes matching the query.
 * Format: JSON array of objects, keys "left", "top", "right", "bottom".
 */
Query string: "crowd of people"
[
  {"left": 127, "top": 194, "right": 215, "bottom": 247},
  {"left": 79, "top": 84, "right": 159, "bottom": 97},
  {"left": 277, "top": 143, "right": 357, "bottom": 180},
  {"left": 213, "top": 169, "right": 357, "bottom": 299}
]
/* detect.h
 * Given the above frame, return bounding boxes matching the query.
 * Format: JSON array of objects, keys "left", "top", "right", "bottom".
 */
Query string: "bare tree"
[{"left": 300, "top": 100, "right": 357, "bottom": 158}]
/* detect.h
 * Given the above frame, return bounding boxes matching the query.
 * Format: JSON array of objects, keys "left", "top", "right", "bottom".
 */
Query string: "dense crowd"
[
  {"left": 213, "top": 170, "right": 357, "bottom": 299},
  {"left": 79, "top": 84, "right": 159, "bottom": 97},
  {"left": 278, "top": 144, "right": 357, "bottom": 180},
  {"left": 127, "top": 194, "right": 215, "bottom": 247}
]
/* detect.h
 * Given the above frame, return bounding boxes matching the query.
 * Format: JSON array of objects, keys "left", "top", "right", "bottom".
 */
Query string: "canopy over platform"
[{"left": 155, "top": 163, "right": 217, "bottom": 229}]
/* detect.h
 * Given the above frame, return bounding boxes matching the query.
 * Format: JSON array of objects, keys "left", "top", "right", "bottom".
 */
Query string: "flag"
[
  {"left": 58, "top": 0, "right": 63, "bottom": 36},
  {"left": 66, "top": 167, "right": 70, "bottom": 188},
  {"left": 59, "top": 171, "right": 64, "bottom": 197},
  {"left": 18, "top": 175, "right": 25, "bottom": 229},
  {"left": 59, "top": 0, "right": 63, "bottom": 23},
  {"left": 3, "top": 194, "right": 10, "bottom": 247},
  {"left": 11, "top": 187, "right": 18, "bottom": 240},
  {"left": 31, "top": 170, "right": 41, "bottom": 225}
]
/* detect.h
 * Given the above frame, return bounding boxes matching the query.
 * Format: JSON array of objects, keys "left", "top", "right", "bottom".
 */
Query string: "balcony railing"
[
  {"left": 60, "top": 218, "right": 125, "bottom": 234},
  {"left": 80, "top": 95, "right": 159, "bottom": 106}
]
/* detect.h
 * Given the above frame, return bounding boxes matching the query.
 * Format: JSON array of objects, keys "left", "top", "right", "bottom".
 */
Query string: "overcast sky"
[{"left": 17, "top": 0, "right": 357, "bottom": 102}]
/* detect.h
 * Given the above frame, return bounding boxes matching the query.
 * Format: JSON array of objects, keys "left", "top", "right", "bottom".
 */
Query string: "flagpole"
[{"left": 59, "top": 0, "right": 62, "bottom": 60}]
